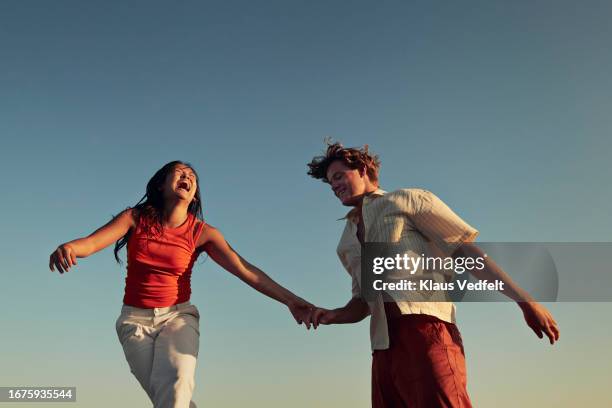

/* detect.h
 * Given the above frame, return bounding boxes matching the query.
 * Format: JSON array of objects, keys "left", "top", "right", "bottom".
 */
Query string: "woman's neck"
[{"left": 162, "top": 201, "right": 190, "bottom": 228}]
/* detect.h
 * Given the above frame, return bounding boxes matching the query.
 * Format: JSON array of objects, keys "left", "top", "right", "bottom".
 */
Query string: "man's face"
[{"left": 326, "top": 160, "right": 370, "bottom": 206}]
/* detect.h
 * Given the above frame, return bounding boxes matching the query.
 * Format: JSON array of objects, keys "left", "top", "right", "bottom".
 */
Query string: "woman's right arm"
[{"left": 49, "top": 208, "right": 136, "bottom": 273}]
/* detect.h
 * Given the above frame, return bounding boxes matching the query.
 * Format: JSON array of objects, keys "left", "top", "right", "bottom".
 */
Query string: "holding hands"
[
  {"left": 311, "top": 308, "right": 339, "bottom": 329},
  {"left": 286, "top": 298, "right": 337, "bottom": 330},
  {"left": 289, "top": 297, "right": 370, "bottom": 330},
  {"left": 287, "top": 297, "right": 316, "bottom": 329}
]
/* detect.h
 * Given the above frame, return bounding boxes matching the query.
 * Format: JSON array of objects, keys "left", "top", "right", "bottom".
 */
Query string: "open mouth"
[{"left": 177, "top": 181, "right": 191, "bottom": 192}]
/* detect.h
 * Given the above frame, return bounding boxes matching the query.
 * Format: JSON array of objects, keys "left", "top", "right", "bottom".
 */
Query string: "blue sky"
[{"left": 1, "top": 1, "right": 611, "bottom": 407}]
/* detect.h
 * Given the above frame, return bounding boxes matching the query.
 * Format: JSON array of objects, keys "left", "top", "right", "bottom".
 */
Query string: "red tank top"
[{"left": 123, "top": 213, "right": 205, "bottom": 308}]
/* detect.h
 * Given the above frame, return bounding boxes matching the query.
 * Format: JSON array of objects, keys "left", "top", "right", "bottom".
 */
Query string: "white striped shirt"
[{"left": 336, "top": 188, "right": 479, "bottom": 350}]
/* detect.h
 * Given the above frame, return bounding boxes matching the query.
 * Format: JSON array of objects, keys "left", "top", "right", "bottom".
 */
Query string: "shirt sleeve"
[
  {"left": 351, "top": 273, "right": 362, "bottom": 299},
  {"left": 337, "top": 220, "right": 364, "bottom": 299},
  {"left": 407, "top": 189, "right": 479, "bottom": 256}
]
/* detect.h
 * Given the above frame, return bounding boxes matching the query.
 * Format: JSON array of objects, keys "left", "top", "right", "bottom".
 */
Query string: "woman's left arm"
[{"left": 198, "top": 224, "right": 315, "bottom": 328}]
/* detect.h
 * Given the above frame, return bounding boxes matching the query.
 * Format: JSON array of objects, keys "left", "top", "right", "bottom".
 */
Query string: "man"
[{"left": 307, "top": 142, "right": 559, "bottom": 408}]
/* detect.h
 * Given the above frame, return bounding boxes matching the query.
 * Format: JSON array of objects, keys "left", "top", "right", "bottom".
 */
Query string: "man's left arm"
[
  {"left": 406, "top": 190, "right": 560, "bottom": 345},
  {"left": 453, "top": 242, "right": 560, "bottom": 344}
]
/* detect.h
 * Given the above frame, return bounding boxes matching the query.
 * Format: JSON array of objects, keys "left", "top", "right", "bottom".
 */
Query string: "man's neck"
[
  {"left": 352, "top": 186, "right": 379, "bottom": 218},
  {"left": 356, "top": 186, "right": 379, "bottom": 206}
]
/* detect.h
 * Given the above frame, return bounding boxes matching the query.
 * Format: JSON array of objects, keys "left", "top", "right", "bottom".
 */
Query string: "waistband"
[
  {"left": 120, "top": 301, "right": 192, "bottom": 317},
  {"left": 384, "top": 302, "right": 453, "bottom": 326}
]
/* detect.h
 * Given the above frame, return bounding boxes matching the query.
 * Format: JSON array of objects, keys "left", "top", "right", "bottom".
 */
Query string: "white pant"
[{"left": 115, "top": 302, "right": 200, "bottom": 408}]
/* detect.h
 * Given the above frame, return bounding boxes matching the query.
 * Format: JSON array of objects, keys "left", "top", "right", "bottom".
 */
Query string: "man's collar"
[{"left": 340, "top": 188, "right": 386, "bottom": 222}]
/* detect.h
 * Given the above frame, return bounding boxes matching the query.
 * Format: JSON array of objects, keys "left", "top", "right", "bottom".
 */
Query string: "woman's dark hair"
[
  {"left": 114, "top": 161, "right": 203, "bottom": 263},
  {"left": 307, "top": 141, "right": 381, "bottom": 184}
]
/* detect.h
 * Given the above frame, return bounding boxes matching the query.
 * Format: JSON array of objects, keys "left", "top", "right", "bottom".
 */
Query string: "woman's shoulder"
[
  {"left": 195, "top": 222, "right": 223, "bottom": 248},
  {"left": 129, "top": 206, "right": 157, "bottom": 227},
  {"left": 113, "top": 207, "right": 138, "bottom": 229}
]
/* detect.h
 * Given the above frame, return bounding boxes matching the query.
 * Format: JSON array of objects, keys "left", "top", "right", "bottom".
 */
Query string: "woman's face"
[{"left": 161, "top": 164, "right": 198, "bottom": 203}]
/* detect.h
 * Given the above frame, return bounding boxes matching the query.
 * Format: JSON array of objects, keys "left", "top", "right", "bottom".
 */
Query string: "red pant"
[{"left": 372, "top": 306, "right": 472, "bottom": 408}]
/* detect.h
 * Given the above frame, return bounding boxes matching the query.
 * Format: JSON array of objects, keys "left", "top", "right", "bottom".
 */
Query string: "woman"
[{"left": 49, "top": 161, "right": 314, "bottom": 408}]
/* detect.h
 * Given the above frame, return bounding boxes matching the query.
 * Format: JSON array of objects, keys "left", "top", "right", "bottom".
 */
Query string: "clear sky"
[{"left": 1, "top": 1, "right": 611, "bottom": 407}]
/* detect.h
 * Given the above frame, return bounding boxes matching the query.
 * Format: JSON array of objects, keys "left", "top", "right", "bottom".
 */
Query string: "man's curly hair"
[{"left": 307, "top": 141, "right": 381, "bottom": 184}]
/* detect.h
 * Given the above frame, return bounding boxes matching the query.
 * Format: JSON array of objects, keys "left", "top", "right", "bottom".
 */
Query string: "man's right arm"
[{"left": 312, "top": 296, "right": 370, "bottom": 328}]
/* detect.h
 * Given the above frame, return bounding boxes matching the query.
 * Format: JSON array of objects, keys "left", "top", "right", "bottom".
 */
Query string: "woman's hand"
[
  {"left": 287, "top": 297, "right": 316, "bottom": 329},
  {"left": 49, "top": 244, "right": 77, "bottom": 273}
]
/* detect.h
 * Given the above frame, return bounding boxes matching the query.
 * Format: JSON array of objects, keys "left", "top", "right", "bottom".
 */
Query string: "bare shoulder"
[
  {"left": 196, "top": 223, "right": 224, "bottom": 248},
  {"left": 116, "top": 207, "right": 137, "bottom": 228}
]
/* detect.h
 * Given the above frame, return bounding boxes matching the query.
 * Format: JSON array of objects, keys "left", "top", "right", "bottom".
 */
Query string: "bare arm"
[
  {"left": 198, "top": 225, "right": 315, "bottom": 327},
  {"left": 49, "top": 209, "right": 135, "bottom": 273},
  {"left": 455, "top": 242, "right": 560, "bottom": 344},
  {"left": 455, "top": 242, "right": 534, "bottom": 303}
]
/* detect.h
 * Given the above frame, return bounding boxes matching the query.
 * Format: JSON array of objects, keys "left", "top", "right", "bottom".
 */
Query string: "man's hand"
[
  {"left": 312, "top": 308, "right": 340, "bottom": 329},
  {"left": 287, "top": 298, "right": 315, "bottom": 329},
  {"left": 310, "top": 297, "right": 370, "bottom": 329},
  {"left": 519, "top": 302, "right": 560, "bottom": 344}
]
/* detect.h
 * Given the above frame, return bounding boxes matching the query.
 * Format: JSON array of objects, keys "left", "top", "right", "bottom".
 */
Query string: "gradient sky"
[{"left": 1, "top": 1, "right": 611, "bottom": 407}]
